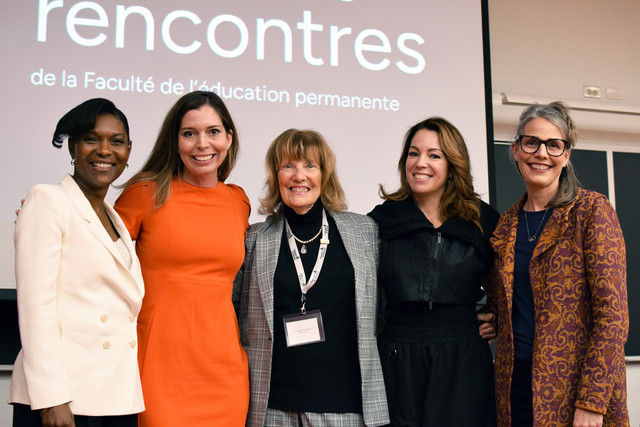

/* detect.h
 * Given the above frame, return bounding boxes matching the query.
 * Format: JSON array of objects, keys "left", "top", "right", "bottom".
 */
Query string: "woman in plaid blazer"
[{"left": 234, "top": 129, "right": 389, "bottom": 427}]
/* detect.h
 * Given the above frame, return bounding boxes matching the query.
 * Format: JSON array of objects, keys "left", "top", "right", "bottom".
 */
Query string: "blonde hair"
[{"left": 259, "top": 129, "right": 347, "bottom": 217}]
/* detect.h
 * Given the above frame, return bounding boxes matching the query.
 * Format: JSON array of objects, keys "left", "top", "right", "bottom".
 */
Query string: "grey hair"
[
  {"left": 514, "top": 101, "right": 581, "bottom": 208},
  {"left": 515, "top": 101, "right": 577, "bottom": 150}
]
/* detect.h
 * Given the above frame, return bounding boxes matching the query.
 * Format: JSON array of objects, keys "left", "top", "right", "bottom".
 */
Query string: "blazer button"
[
  {"left": 130, "top": 340, "right": 136, "bottom": 348},
  {"left": 129, "top": 315, "right": 136, "bottom": 323},
  {"left": 100, "top": 314, "right": 109, "bottom": 323},
  {"left": 103, "top": 341, "right": 111, "bottom": 350}
]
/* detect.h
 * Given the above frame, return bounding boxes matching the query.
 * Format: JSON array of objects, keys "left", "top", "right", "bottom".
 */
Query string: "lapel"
[
  {"left": 60, "top": 175, "right": 143, "bottom": 293},
  {"left": 255, "top": 216, "right": 283, "bottom": 335},
  {"left": 105, "top": 201, "right": 145, "bottom": 295},
  {"left": 331, "top": 212, "right": 365, "bottom": 319},
  {"left": 492, "top": 192, "right": 577, "bottom": 307},
  {"left": 531, "top": 198, "right": 573, "bottom": 259},
  {"left": 255, "top": 211, "right": 367, "bottom": 333},
  {"left": 491, "top": 196, "right": 521, "bottom": 265},
  {"left": 491, "top": 196, "right": 522, "bottom": 309}
]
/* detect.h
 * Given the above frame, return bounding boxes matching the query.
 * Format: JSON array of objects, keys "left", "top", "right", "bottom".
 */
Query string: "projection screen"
[{"left": 0, "top": 0, "right": 492, "bottom": 288}]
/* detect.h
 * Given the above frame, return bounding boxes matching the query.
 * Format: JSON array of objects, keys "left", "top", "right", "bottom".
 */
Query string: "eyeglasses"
[{"left": 516, "top": 135, "right": 568, "bottom": 157}]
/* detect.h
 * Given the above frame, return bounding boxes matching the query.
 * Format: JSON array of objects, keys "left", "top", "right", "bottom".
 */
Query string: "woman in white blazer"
[{"left": 9, "top": 98, "right": 145, "bottom": 427}]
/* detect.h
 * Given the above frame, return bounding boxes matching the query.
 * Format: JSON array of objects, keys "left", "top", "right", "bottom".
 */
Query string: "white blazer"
[{"left": 8, "top": 174, "right": 145, "bottom": 416}]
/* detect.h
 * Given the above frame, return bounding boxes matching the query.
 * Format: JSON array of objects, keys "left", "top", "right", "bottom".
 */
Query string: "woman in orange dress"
[{"left": 114, "top": 91, "right": 250, "bottom": 426}]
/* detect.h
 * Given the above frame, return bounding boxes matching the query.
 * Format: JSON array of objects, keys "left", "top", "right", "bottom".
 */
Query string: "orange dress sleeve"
[
  {"left": 225, "top": 183, "right": 251, "bottom": 237},
  {"left": 114, "top": 182, "right": 156, "bottom": 240}
]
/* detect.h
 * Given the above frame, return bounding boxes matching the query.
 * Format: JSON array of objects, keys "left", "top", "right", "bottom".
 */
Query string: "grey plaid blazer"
[{"left": 233, "top": 210, "right": 389, "bottom": 426}]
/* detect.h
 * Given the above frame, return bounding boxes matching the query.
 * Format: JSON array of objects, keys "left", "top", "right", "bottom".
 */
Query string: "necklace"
[
  {"left": 290, "top": 226, "right": 323, "bottom": 254},
  {"left": 524, "top": 207, "right": 550, "bottom": 242}
]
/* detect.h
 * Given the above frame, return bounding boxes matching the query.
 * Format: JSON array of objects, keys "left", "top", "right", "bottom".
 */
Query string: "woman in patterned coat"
[{"left": 488, "top": 102, "right": 629, "bottom": 426}]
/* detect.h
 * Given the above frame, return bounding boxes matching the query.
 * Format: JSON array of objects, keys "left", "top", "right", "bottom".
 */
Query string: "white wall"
[{"left": 488, "top": 0, "right": 640, "bottom": 106}]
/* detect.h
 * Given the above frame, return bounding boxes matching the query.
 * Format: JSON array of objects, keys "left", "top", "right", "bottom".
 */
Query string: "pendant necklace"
[
  {"left": 524, "top": 207, "right": 550, "bottom": 242},
  {"left": 291, "top": 226, "right": 323, "bottom": 254}
]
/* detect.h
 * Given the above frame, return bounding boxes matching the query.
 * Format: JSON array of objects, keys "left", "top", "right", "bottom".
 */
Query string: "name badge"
[{"left": 282, "top": 310, "right": 325, "bottom": 347}]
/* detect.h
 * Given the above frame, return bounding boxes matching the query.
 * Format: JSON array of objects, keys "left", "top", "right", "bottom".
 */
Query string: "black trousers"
[
  {"left": 510, "top": 358, "right": 534, "bottom": 426},
  {"left": 378, "top": 324, "right": 497, "bottom": 427},
  {"left": 12, "top": 404, "right": 138, "bottom": 427}
]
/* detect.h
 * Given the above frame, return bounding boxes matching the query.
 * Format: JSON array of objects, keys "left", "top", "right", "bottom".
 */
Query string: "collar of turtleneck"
[{"left": 283, "top": 198, "right": 324, "bottom": 239}]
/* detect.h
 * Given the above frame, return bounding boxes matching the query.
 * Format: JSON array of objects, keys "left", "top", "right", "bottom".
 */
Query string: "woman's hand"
[
  {"left": 573, "top": 408, "right": 603, "bottom": 427},
  {"left": 477, "top": 312, "right": 496, "bottom": 343},
  {"left": 40, "top": 403, "right": 75, "bottom": 427}
]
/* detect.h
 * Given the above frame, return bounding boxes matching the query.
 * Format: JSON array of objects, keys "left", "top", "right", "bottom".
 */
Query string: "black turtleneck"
[{"left": 268, "top": 199, "right": 363, "bottom": 414}]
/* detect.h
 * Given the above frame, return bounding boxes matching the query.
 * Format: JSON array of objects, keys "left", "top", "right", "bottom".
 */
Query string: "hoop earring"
[{"left": 70, "top": 158, "right": 76, "bottom": 166}]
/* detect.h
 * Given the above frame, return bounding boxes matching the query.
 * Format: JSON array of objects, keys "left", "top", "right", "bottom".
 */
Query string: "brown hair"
[
  {"left": 380, "top": 117, "right": 482, "bottom": 230},
  {"left": 122, "top": 91, "right": 239, "bottom": 207}
]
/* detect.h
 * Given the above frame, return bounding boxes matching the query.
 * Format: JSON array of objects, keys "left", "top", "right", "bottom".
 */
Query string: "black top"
[
  {"left": 512, "top": 208, "right": 552, "bottom": 360},
  {"left": 268, "top": 200, "right": 363, "bottom": 413},
  {"left": 368, "top": 198, "right": 499, "bottom": 321}
]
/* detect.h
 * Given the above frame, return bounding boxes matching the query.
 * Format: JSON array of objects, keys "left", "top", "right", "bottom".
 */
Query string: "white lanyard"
[{"left": 284, "top": 209, "right": 330, "bottom": 314}]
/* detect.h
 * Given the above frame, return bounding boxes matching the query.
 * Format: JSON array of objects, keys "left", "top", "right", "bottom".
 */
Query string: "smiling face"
[
  {"left": 512, "top": 117, "right": 571, "bottom": 198},
  {"left": 277, "top": 156, "right": 322, "bottom": 215},
  {"left": 178, "top": 105, "right": 232, "bottom": 188},
  {"left": 69, "top": 113, "right": 131, "bottom": 197},
  {"left": 405, "top": 129, "right": 450, "bottom": 205}
]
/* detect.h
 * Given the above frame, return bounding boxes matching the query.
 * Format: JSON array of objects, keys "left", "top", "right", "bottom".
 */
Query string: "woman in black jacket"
[{"left": 369, "top": 117, "right": 498, "bottom": 426}]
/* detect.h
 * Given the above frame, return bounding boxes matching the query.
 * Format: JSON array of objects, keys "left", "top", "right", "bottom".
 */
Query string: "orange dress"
[{"left": 115, "top": 178, "right": 250, "bottom": 427}]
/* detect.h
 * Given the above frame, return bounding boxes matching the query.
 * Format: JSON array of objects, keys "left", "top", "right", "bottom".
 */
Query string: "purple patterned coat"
[{"left": 488, "top": 188, "right": 629, "bottom": 426}]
